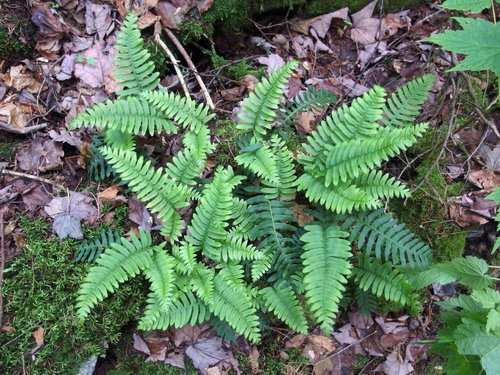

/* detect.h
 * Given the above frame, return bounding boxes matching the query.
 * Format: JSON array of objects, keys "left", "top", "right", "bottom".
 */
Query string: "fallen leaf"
[
  {"left": 290, "top": 8, "right": 348, "bottom": 37},
  {"left": 129, "top": 197, "right": 158, "bottom": 232},
  {"left": 303, "top": 335, "right": 336, "bottom": 364},
  {"left": 206, "top": 367, "right": 222, "bottom": 375},
  {"left": 185, "top": 337, "right": 232, "bottom": 375},
  {"left": 249, "top": 347, "right": 260, "bottom": 373},
  {"left": 156, "top": 1, "right": 184, "bottom": 29},
  {"left": 296, "top": 111, "right": 317, "bottom": 134},
  {"left": 53, "top": 214, "right": 84, "bottom": 239},
  {"left": 85, "top": 1, "right": 114, "bottom": 40},
  {"left": 97, "top": 186, "right": 120, "bottom": 202},
  {"left": 0, "top": 65, "right": 45, "bottom": 93},
  {"left": 56, "top": 54, "right": 77, "bottom": 81},
  {"left": 449, "top": 203, "right": 489, "bottom": 227},
  {"left": 0, "top": 185, "right": 18, "bottom": 204},
  {"left": 285, "top": 334, "right": 306, "bottom": 348},
  {"left": 45, "top": 192, "right": 98, "bottom": 223},
  {"left": 48, "top": 129, "right": 83, "bottom": 148},
  {"left": 478, "top": 144, "right": 500, "bottom": 172},
  {"left": 351, "top": 0, "right": 380, "bottom": 45},
  {"left": 22, "top": 184, "right": 52, "bottom": 211},
  {"left": 74, "top": 41, "right": 116, "bottom": 94},
  {"left": 467, "top": 169, "right": 500, "bottom": 193},
  {"left": 333, "top": 324, "right": 358, "bottom": 345},
  {"left": 16, "top": 137, "right": 64, "bottom": 172},
  {"left": 174, "top": 325, "right": 202, "bottom": 347},
  {"left": 257, "top": 54, "right": 284, "bottom": 74},
  {"left": 374, "top": 353, "right": 414, "bottom": 375},
  {"left": 292, "top": 204, "right": 315, "bottom": 226},
  {"left": 138, "top": 11, "right": 160, "bottom": 29},
  {"left": 0, "top": 97, "right": 32, "bottom": 130},
  {"left": 133, "top": 333, "right": 151, "bottom": 355},
  {"left": 164, "top": 350, "right": 185, "bottom": 368},
  {"left": 29, "top": 327, "right": 45, "bottom": 356}
]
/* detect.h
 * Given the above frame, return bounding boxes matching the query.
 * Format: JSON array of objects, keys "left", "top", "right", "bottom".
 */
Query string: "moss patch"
[
  {"left": 0, "top": 215, "right": 146, "bottom": 374},
  {"left": 213, "top": 120, "right": 246, "bottom": 166},
  {"left": 391, "top": 127, "right": 468, "bottom": 262}
]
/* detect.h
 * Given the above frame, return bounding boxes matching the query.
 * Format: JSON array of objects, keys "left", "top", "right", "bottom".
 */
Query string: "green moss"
[
  {"left": 0, "top": 25, "right": 30, "bottom": 60},
  {"left": 391, "top": 127, "right": 467, "bottom": 262},
  {"left": 213, "top": 120, "right": 245, "bottom": 166},
  {"left": 1, "top": 215, "right": 146, "bottom": 374},
  {"left": 302, "top": 0, "right": 431, "bottom": 16},
  {"left": 0, "top": 142, "right": 18, "bottom": 160}
]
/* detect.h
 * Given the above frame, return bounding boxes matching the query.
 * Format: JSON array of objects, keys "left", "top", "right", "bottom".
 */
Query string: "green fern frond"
[
  {"left": 382, "top": 74, "right": 435, "bottom": 128},
  {"left": 260, "top": 283, "right": 308, "bottom": 334},
  {"left": 237, "top": 61, "right": 298, "bottom": 140},
  {"left": 355, "top": 288, "right": 378, "bottom": 315},
  {"left": 210, "top": 275, "right": 261, "bottom": 342},
  {"left": 323, "top": 124, "right": 428, "bottom": 186},
  {"left": 69, "top": 97, "right": 177, "bottom": 137},
  {"left": 297, "top": 173, "right": 380, "bottom": 214},
  {"left": 354, "top": 170, "right": 411, "bottom": 200},
  {"left": 172, "top": 242, "right": 197, "bottom": 275},
  {"left": 144, "top": 250, "right": 176, "bottom": 311},
  {"left": 277, "top": 86, "right": 337, "bottom": 127},
  {"left": 218, "top": 263, "right": 245, "bottom": 289},
  {"left": 77, "top": 231, "right": 156, "bottom": 318},
  {"left": 260, "top": 135, "right": 298, "bottom": 201},
  {"left": 251, "top": 255, "right": 273, "bottom": 282},
  {"left": 104, "top": 127, "right": 135, "bottom": 151},
  {"left": 114, "top": 13, "right": 160, "bottom": 96},
  {"left": 301, "top": 223, "right": 352, "bottom": 333},
  {"left": 100, "top": 146, "right": 193, "bottom": 240},
  {"left": 139, "top": 290, "right": 210, "bottom": 330},
  {"left": 85, "top": 134, "right": 114, "bottom": 181},
  {"left": 191, "top": 264, "right": 215, "bottom": 304},
  {"left": 299, "top": 85, "right": 386, "bottom": 169},
  {"left": 141, "top": 90, "right": 214, "bottom": 131},
  {"left": 219, "top": 235, "right": 263, "bottom": 262},
  {"left": 343, "top": 208, "right": 433, "bottom": 268},
  {"left": 236, "top": 141, "right": 279, "bottom": 183},
  {"left": 353, "top": 255, "right": 417, "bottom": 307},
  {"left": 75, "top": 229, "right": 121, "bottom": 262},
  {"left": 210, "top": 317, "right": 239, "bottom": 343},
  {"left": 187, "top": 166, "right": 245, "bottom": 258}
]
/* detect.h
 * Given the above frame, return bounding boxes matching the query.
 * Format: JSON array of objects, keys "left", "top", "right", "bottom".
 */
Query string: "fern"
[
  {"left": 340, "top": 208, "right": 433, "bottom": 268},
  {"left": 353, "top": 255, "right": 418, "bottom": 308},
  {"left": 75, "top": 229, "right": 121, "bottom": 262},
  {"left": 139, "top": 290, "right": 211, "bottom": 330},
  {"left": 277, "top": 86, "right": 337, "bottom": 127},
  {"left": 190, "top": 264, "right": 215, "bottom": 304},
  {"left": 260, "top": 282, "right": 308, "bottom": 334},
  {"left": 85, "top": 134, "right": 114, "bottom": 181},
  {"left": 355, "top": 288, "right": 378, "bottom": 315},
  {"left": 237, "top": 61, "right": 298, "bottom": 139},
  {"left": 144, "top": 250, "right": 176, "bottom": 311},
  {"left": 301, "top": 223, "right": 352, "bottom": 333},
  {"left": 382, "top": 74, "right": 435, "bottom": 128},
  {"left": 210, "top": 275, "right": 261, "bottom": 343},
  {"left": 77, "top": 231, "right": 156, "bottom": 318},
  {"left": 114, "top": 13, "right": 160, "bottom": 96},
  {"left": 100, "top": 146, "right": 193, "bottom": 240}
]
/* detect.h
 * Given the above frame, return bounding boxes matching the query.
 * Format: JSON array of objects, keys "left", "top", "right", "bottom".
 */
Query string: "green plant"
[
  {"left": 487, "top": 188, "right": 500, "bottom": 253},
  {"left": 69, "top": 13, "right": 437, "bottom": 344},
  {"left": 413, "top": 256, "right": 499, "bottom": 375},
  {"left": 0, "top": 25, "right": 30, "bottom": 60}
]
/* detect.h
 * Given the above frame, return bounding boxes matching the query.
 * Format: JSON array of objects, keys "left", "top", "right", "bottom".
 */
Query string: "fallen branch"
[
  {"left": 0, "top": 121, "right": 48, "bottom": 135},
  {"left": 154, "top": 22, "right": 190, "bottom": 98},
  {"left": 0, "top": 169, "right": 64, "bottom": 190},
  {"left": 162, "top": 26, "right": 215, "bottom": 110}
]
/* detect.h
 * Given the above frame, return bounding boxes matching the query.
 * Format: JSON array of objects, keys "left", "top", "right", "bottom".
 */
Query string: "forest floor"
[{"left": 0, "top": 1, "right": 499, "bottom": 374}]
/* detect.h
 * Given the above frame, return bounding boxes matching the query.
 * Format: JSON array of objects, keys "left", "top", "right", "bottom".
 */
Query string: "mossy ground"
[
  {"left": 0, "top": 209, "right": 146, "bottom": 374},
  {"left": 391, "top": 126, "right": 468, "bottom": 262}
]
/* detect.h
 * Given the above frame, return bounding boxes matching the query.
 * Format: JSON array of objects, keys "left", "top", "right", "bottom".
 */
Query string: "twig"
[
  {"left": 0, "top": 169, "right": 64, "bottom": 190},
  {"left": 0, "top": 121, "right": 48, "bottom": 135},
  {"left": 162, "top": 26, "right": 215, "bottom": 110},
  {"left": 459, "top": 71, "right": 500, "bottom": 139},
  {"left": 0, "top": 210, "right": 5, "bottom": 336},
  {"left": 153, "top": 22, "right": 190, "bottom": 98}
]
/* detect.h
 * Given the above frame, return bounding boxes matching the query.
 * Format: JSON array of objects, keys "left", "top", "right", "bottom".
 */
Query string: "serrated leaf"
[
  {"left": 435, "top": 256, "right": 492, "bottom": 289},
  {"left": 424, "top": 18, "right": 500, "bottom": 74},
  {"left": 441, "top": 0, "right": 492, "bottom": 13}
]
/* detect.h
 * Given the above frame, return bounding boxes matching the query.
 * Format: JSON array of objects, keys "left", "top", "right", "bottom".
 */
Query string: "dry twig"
[
  {"left": 162, "top": 26, "right": 215, "bottom": 110},
  {"left": 0, "top": 210, "right": 5, "bottom": 335},
  {"left": 0, "top": 169, "right": 64, "bottom": 191}
]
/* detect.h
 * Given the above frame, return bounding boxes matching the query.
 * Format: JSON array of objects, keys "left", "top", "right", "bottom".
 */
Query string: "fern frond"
[
  {"left": 104, "top": 127, "right": 135, "bottom": 151},
  {"left": 139, "top": 290, "right": 210, "bottom": 330},
  {"left": 218, "top": 263, "right": 245, "bottom": 289},
  {"left": 353, "top": 255, "right": 417, "bottom": 308},
  {"left": 191, "top": 264, "right": 215, "bottom": 304},
  {"left": 251, "top": 254, "right": 273, "bottom": 282},
  {"left": 219, "top": 235, "right": 263, "bottom": 262},
  {"left": 187, "top": 167, "right": 244, "bottom": 258},
  {"left": 237, "top": 61, "right": 298, "bottom": 140},
  {"left": 114, "top": 13, "right": 160, "bottom": 96},
  {"left": 144, "top": 250, "right": 176, "bottom": 311},
  {"left": 354, "top": 170, "right": 411, "bottom": 200},
  {"left": 210, "top": 275, "right": 261, "bottom": 342},
  {"left": 85, "top": 134, "right": 114, "bottom": 181},
  {"left": 344, "top": 208, "right": 433, "bottom": 268},
  {"left": 77, "top": 231, "right": 156, "bottom": 318},
  {"left": 210, "top": 316, "right": 239, "bottom": 343},
  {"left": 69, "top": 97, "right": 177, "bottom": 137},
  {"left": 297, "top": 173, "right": 380, "bottom": 214},
  {"left": 236, "top": 141, "right": 279, "bottom": 183},
  {"left": 299, "top": 85, "right": 386, "bottom": 170},
  {"left": 382, "top": 74, "right": 435, "bottom": 128},
  {"left": 75, "top": 229, "right": 121, "bottom": 262},
  {"left": 260, "top": 283, "right": 308, "bottom": 334},
  {"left": 323, "top": 124, "right": 428, "bottom": 186},
  {"left": 355, "top": 288, "right": 378, "bottom": 315},
  {"left": 301, "top": 223, "right": 352, "bottom": 333},
  {"left": 172, "top": 242, "right": 197, "bottom": 274},
  {"left": 100, "top": 146, "right": 192, "bottom": 240},
  {"left": 260, "top": 135, "right": 298, "bottom": 201},
  {"left": 141, "top": 90, "right": 214, "bottom": 131},
  {"left": 277, "top": 86, "right": 337, "bottom": 127}
]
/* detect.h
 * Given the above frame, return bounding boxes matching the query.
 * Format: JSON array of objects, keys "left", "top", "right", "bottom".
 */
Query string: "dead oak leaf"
[
  {"left": 290, "top": 8, "right": 348, "bottom": 37},
  {"left": 467, "top": 169, "right": 500, "bottom": 193},
  {"left": 0, "top": 65, "right": 45, "bottom": 93}
]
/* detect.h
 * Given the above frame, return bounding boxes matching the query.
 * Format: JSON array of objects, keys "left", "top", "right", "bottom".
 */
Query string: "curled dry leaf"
[
  {"left": 467, "top": 169, "right": 500, "bottom": 193},
  {"left": 290, "top": 8, "right": 348, "bottom": 37},
  {"left": 29, "top": 327, "right": 45, "bottom": 356},
  {"left": 374, "top": 352, "right": 414, "bottom": 375},
  {"left": 0, "top": 65, "right": 45, "bottom": 94}
]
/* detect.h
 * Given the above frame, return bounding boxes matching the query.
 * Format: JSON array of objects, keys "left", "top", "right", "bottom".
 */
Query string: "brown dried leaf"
[
  {"left": 85, "top": 1, "right": 114, "bottom": 40},
  {"left": 374, "top": 353, "right": 414, "bottom": 375},
  {"left": 333, "top": 324, "right": 358, "bottom": 345},
  {"left": 467, "top": 170, "right": 500, "bottom": 193},
  {"left": 156, "top": 1, "right": 184, "bottom": 29},
  {"left": 449, "top": 204, "right": 489, "bottom": 227},
  {"left": 292, "top": 204, "right": 315, "bottom": 226},
  {"left": 17, "top": 137, "right": 64, "bottom": 172},
  {"left": 0, "top": 65, "right": 45, "bottom": 93},
  {"left": 290, "top": 8, "right": 348, "bottom": 37},
  {"left": 97, "top": 185, "right": 120, "bottom": 202},
  {"left": 296, "top": 111, "right": 317, "bottom": 134},
  {"left": 74, "top": 41, "right": 116, "bottom": 93},
  {"left": 29, "top": 327, "right": 45, "bottom": 355},
  {"left": 285, "top": 334, "right": 306, "bottom": 348},
  {"left": 350, "top": 0, "right": 379, "bottom": 45}
]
